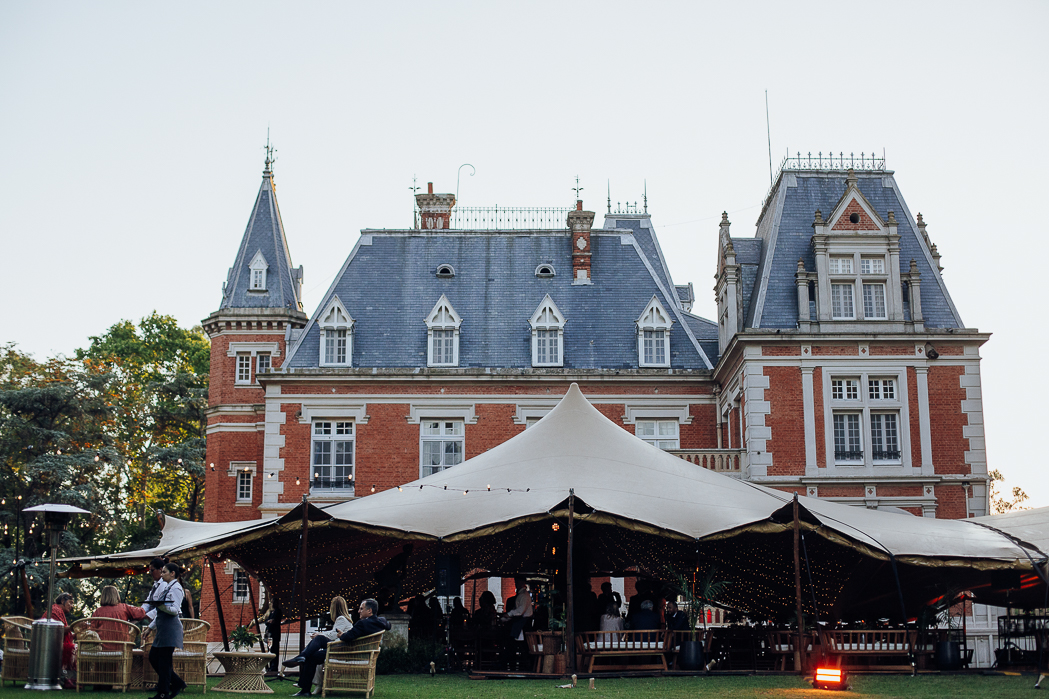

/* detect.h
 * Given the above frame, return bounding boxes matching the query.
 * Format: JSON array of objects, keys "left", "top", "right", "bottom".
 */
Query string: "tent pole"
[
  {"left": 247, "top": 573, "right": 267, "bottom": 653},
  {"left": 298, "top": 494, "right": 310, "bottom": 651},
  {"left": 209, "top": 555, "right": 230, "bottom": 651},
  {"left": 793, "top": 493, "right": 803, "bottom": 673},
  {"left": 566, "top": 488, "right": 576, "bottom": 674},
  {"left": 888, "top": 554, "right": 916, "bottom": 675}
]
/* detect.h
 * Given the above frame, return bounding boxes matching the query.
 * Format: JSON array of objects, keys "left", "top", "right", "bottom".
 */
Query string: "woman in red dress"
[{"left": 91, "top": 585, "right": 147, "bottom": 650}]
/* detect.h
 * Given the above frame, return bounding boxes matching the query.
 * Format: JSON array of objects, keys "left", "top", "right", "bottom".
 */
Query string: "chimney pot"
[
  {"left": 428, "top": 182, "right": 434, "bottom": 194},
  {"left": 576, "top": 200, "right": 583, "bottom": 211}
]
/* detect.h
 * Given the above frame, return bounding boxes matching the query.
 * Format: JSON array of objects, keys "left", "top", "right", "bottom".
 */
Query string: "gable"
[{"left": 832, "top": 198, "right": 881, "bottom": 232}]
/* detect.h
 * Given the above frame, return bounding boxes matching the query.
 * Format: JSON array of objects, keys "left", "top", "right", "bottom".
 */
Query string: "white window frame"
[
  {"left": 635, "top": 419, "right": 680, "bottom": 450},
  {"left": 420, "top": 420, "right": 464, "bottom": 477},
  {"left": 862, "top": 282, "right": 887, "bottom": 320},
  {"left": 235, "top": 354, "right": 252, "bottom": 384},
  {"left": 425, "top": 295, "right": 462, "bottom": 367},
  {"left": 831, "top": 283, "right": 855, "bottom": 320},
  {"left": 232, "top": 569, "right": 250, "bottom": 603},
  {"left": 826, "top": 370, "right": 906, "bottom": 468},
  {"left": 318, "top": 296, "right": 354, "bottom": 367},
  {"left": 636, "top": 296, "right": 672, "bottom": 368},
  {"left": 832, "top": 412, "right": 863, "bottom": 463},
  {"left": 311, "top": 420, "right": 355, "bottom": 495},
  {"left": 248, "top": 250, "right": 269, "bottom": 291},
  {"left": 529, "top": 295, "right": 566, "bottom": 367},
  {"left": 255, "top": 352, "right": 271, "bottom": 377},
  {"left": 236, "top": 469, "right": 253, "bottom": 503}
]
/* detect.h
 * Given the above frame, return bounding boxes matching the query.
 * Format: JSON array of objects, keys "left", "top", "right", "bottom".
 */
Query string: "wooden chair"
[
  {"left": 72, "top": 617, "right": 140, "bottom": 692},
  {"left": 173, "top": 619, "right": 210, "bottom": 693},
  {"left": 2, "top": 616, "right": 33, "bottom": 687},
  {"left": 320, "top": 631, "right": 384, "bottom": 698}
]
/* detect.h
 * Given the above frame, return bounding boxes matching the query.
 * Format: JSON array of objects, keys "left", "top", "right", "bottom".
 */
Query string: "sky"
[{"left": 1, "top": 1, "right": 1046, "bottom": 507}]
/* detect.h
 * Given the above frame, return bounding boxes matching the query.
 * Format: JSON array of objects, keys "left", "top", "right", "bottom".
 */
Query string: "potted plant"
[
  {"left": 669, "top": 566, "right": 730, "bottom": 671},
  {"left": 230, "top": 624, "right": 261, "bottom": 652},
  {"left": 917, "top": 588, "right": 964, "bottom": 671}
]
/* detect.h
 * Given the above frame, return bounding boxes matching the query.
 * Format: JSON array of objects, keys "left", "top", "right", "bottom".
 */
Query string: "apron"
[{"left": 152, "top": 582, "right": 184, "bottom": 649}]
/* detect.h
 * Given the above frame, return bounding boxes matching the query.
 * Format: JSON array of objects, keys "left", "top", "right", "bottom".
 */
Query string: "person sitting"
[
  {"left": 471, "top": 590, "right": 499, "bottom": 629},
  {"left": 665, "top": 600, "right": 689, "bottom": 632},
  {"left": 504, "top": 578, "right": 533, "bottom": 642},
  {"left": 91, "top": 585, "right": 147, "bottom": 650},
  {"left": 599, "top": 602, "right": 624, "bottom": 641},
  {"left": 291, "top": 599, "right": 391, "bottom": 697},
  {"left": 50, "top": 592, "right": 77, "bottom": 685},
  {"left": 282, "top": 596, "right": 353, "bottom": 674},
  {"left": 628, "top": 599, "right": 661, "bottom": 643},
  {"left": 448, "top": 597, "right": 470, "bottom": 629}
]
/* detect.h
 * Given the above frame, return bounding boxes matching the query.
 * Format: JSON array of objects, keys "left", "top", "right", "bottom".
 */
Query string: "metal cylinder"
[{"left": 25, "top": 619, "right": 64, "bottom": 690}]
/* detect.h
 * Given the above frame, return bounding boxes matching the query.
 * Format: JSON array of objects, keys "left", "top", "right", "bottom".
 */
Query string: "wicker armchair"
[
  {"left": 320, "top": 631, "right": 384, "bottom": 698},
  {"left": 173, "top": 619, "right": 210, "bottom": 693},
  {"left": 2, "top": 616, "right": 33, "bottom": 687},
  {"left": 72, "top": 617, "right": 140, "bottom": 692}
]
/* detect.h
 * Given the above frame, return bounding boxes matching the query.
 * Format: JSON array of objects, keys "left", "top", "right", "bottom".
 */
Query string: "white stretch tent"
[{"left": 64, "top": 384, "right": 1049, "bottom": 618}]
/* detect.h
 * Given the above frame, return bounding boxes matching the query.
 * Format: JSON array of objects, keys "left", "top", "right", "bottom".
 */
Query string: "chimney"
[
  {"left": 567, "top": 200, "right": 595, "bottom": 284},
  {"left": 415, "top": 182, "right": 456, "bottom": 229}
]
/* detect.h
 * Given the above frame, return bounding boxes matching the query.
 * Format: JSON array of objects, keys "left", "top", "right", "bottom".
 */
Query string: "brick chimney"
[
  {"left": 567, "top": 200, "right": 595, "bottom": 284},
  {"left": 415, "top": 182, "right": 456, "bottom": 230}
]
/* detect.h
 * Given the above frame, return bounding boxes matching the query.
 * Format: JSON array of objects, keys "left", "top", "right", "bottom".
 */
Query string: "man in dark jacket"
[{"left": 291, "top": 599, "right": 391, "bottom": 696}]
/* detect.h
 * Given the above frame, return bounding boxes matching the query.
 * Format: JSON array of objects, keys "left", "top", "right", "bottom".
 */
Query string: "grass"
[{"left": 0, "top": 674, "right": 1037, "bottom": 699}]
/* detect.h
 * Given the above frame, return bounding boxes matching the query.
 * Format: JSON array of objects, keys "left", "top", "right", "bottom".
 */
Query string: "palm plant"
[{"left": 669, "top": 566, "right": 730, "bottom": 641}]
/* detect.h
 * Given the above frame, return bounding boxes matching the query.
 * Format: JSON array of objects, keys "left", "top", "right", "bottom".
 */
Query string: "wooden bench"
[
  {"left": 575, "top": 630, "right": 668, "bottom": 673},
  {"left": 822, "top": 630, "right": 915, "bottom": 670}
]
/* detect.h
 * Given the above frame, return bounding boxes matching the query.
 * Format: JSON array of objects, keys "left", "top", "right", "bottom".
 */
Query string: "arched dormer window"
[
  {"left": 425, "top": 295, "right": 462, "bottom": 367},
  {"left": 534, "top": 264, "right": 556, "bottom": 278},
  {"left": 318, "top": 296, "right": 353, "bottom": 367},
  {"left": 436, "top": 264, "right": 456, "bottom": 278},
  {"left": 529, "top": 295, "right": 565, "bottom": 367},
  {"left": 637, "top": 296, "right": 672, "bottom": 367},
  {"left": 249, "top": 250, "right": 269, "bottom": 291}
]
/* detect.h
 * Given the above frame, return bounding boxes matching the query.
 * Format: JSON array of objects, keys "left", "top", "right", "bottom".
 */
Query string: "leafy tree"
[{"left": 988, "top": 469, "right": 1030, "bottom": 514}]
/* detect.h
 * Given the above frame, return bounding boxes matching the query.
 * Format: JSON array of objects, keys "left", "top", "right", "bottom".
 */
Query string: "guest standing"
[{"left": 144, "top": 563, "right": 186, "bottom": 699}]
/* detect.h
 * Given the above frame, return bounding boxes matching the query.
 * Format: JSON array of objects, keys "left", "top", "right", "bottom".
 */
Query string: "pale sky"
[{"left": 1, "top": 2, "right": 1046, "bottom": 506}]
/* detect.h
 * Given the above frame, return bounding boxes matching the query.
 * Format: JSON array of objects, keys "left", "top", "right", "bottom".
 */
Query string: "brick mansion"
[{"left": 199, "top": 152, "right": 989, "bottom": 628}]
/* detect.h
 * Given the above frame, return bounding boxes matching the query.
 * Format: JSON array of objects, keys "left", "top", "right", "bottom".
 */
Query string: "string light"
[
  {"left": 94, "top": 452, "right": 100, "bottom": 462},
  {"left": 552, "top": 523, "right": 560, "bottom": 531},
  {"left": 296, "top": 477, "right": 301, "bottom": 486},
  {"left": 370, "top": 485, "right": 376, "bottom": 493}
]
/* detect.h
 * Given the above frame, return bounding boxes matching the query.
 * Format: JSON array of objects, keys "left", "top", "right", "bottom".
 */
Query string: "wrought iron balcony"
[
  {"left": 445, "top": 206, "right": 572, "bottom": 230},
  {"left": 834, "top": 450, "right": 864, "bottom": 461},
  {"left": 872, "top": 449, "right": 902, "bottom": 461},
  {"left": 310, "top": 478, "right": 355, "bottom": 495},
  {"left": 667, "top": 449, "right": 746, "bottom": 477}
]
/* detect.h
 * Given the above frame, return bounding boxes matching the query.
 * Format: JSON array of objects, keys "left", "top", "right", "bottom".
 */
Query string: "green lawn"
[{"left": 1, "top": 674, "right": 1038, "bottom": 699}]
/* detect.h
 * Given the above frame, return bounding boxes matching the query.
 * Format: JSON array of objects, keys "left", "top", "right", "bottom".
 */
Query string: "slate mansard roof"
[
  {"left": 219, "top": 171, "right": 303, "bottom": 312},
  {"left": 740, "top": 170, "right": 963, "bottom": 330},
  {"left": 284, "top": 215, "right": 717, "bottom": 371}
]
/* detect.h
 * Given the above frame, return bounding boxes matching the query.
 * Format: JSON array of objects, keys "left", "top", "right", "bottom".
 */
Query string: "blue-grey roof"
[
  {"left": 603, "top": 215, "right": 675, "bottom": 296},
  {"left": 749, "top": 171, "right": 963, "bottom": 330},
  {"left": 730, "top": 238, "right": 763, "bottom": 327},
  {"left": 682, "top": 313, "right": 720, "bottom": 366},
  {"left": 285, "top": 227, "right": 712, "bottom": 371},
  {"left": 219, "top": 171, "right": 303, "bottom": 311}
]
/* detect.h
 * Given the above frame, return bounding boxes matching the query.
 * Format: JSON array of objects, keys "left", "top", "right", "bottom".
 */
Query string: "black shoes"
[
  {"left": 292, "top": 690, "right": 312, "bottom": 696},
  {"left": 282, "top": 656, "right": 306, "bottom": 668},
  {"left": 169, "top": 680, "right": 188, "bottom": 699}
]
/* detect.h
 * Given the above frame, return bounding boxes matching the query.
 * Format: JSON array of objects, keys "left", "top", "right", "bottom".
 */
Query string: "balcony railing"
[
  {"left": 446, "top": 206, "right": 572, "bottom": 230},
  {"left": 310, "top": 478, "right": 355, "bottom": 496},
  {"left": 668, "top": 449, "right": 745, "bottom": 475}
]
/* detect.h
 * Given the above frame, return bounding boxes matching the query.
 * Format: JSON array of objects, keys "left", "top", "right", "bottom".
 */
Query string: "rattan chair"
[
  {"left": 2, "top": 616, "right": 33, "bottom": 687},
  {"left": 173, "top": 618, "right": 210, "bottom": 693},
  {"left": 72, "top": 617, "right": 140, "bottom": 692},
  {"left": 320, "top": 631, "right": 384, "bottom": 698}
]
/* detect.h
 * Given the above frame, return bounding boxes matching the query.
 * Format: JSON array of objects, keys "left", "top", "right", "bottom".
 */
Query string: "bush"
[{"left": 376, "top": 636, "right": 448, "bottom": 674}]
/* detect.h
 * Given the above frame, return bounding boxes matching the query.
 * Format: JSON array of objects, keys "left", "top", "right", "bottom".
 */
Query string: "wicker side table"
[{"left": 212, "top": 651, "right": 275, "bottom": 694}]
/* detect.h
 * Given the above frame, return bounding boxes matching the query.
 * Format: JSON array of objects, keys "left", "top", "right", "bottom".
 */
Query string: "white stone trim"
[
  {"left": 512, "top": 403, "right": 558, "bottom": 425},
  {"left": 206, "top": 422, "right": 264, "bottom": 435},
  {"left": 636, "top": 296, "right": 673, "bottom": 368},
  {"left": 529, "top": 294, "right": 566, "bottom": 367},
  {"left": 407, "top": 403, "right": 478, "bottom": 425},
  {"left": 621, "top": 403, "right": 693, "bottom": 425},
  {"left": 262, "top": 402, "right": 287, "bottom": 505},
  {"left": 318, "top": 295, "right": 354, "bottom": 367},
  {"left": 425, "top": 294, "right": 462, "bottom": 367},
  {"left": 960, "top": 364, "right": 988, "bottom": 515},
  {"left": 296, "top": 401, "right": 370, "bottom": 425},
  {"left": 227, "top": 342, "right": 281, "bottom": 358},
  {"left": 741, "top": 349, "right": 770, "bottom": 478},
  {"left": 915, "top": 367, "right": 934, "bottom": 475},
  {"left": 801, "top": 367, "right": 817, "bottom": 475}
]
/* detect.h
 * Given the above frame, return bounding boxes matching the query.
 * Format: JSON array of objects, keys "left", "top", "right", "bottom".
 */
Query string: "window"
[
  {"left": 318, "top": 297, "right": 353, "bottom": 367},
  {"left": 436, "top": 264, "right": 455, "bottom": 277},
  {"left": 636, "top": 420, "right": 679, "bottom": 450},
  {"left": 829, "top": 256, "right": 853, "bottom": 274},
  {"left": 233, "top": 570, "right": 249, "bottom": 603},
  {"left": 236, "top": 469, "right": 253, "bottom": 502},
  {"left": 421, "top": 420, "right": 464, "bottom": 476},
  {"left": 535, "top": 264, "right": 556, "bottom": 278},
  {"left": 530, "top": 295, "right": 565, "bottom": 367},
  {"left": 862, "top": 283, "right": 887, "bottom": 319},
  {"left": 425, "top": 295, "right": 462, "bottom": 367},
  {"left": 256, "top": 352, "right": 271, "bottom": 376},
  {"left": 870, "top": 413, "right": 900, "bottom": 461},
  {"left": 860, "top": 256, "right": 885, "bottom": 274},
  {"left": 833, "top": 413, "right": 863, "bottom": 462},
  {"left": 832, "top": 379, "right": 859, "bottom": 400},
  {"left": 236, "top": 354, "right": 252, "bottom": 384},
  {"left": 637, "top": 297, "right": 672, "bottom": 367},
  {"left": 868, "top": 378, "right": 896, "bottom": 400},
  {"left": 248, "top": 251, "right": 269, "bottom": 291},
  {"left": 312, "top": 421, "right": 354, "bottom": 492},
  {"left": 831, "top": 284, "right": 855, "bottom": 319}
]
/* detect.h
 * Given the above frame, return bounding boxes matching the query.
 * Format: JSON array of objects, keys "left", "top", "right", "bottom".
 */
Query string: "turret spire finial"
[
  {"left": 263, "top": 128, "right": 276, "bottom": 176},
  {"left": 643, "top": 179, "right": 648, "bottom": 214},
  {"left": 572, "top": 175, "right": 583, "bottom": 202}
]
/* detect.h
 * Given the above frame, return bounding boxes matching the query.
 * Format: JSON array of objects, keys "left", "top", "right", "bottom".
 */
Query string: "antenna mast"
[{"left": 765, "top": 90, "right": 773, "bottom": 186}]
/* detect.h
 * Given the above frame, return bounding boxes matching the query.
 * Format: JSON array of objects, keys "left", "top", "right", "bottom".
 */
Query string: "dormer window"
[
  {"left": 249, "top": 250, "right": 269, "bottom": 291},
  {"left": 637, "top": 296, "right": 672, "bottom": 367},
  {"left": 535, "top": 264, "right": 556, "bottom": 278},
  {"left": 425, "top": 295, "right": 462, "bottom": 367},
  {"left": 529, "top": 295, "right": 565, "bottom": 367},
  {"left": 436, "top": 264, "right": 455, "bottom": 278},
  {"left": 318, "top": 296, "right": 353, "bottom": 367}
]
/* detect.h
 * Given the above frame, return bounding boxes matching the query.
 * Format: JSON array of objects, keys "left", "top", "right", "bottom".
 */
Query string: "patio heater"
[
  {"left": 23, "top": 503, "right": 90, "bottom": 691},
  {"left": 812, "top": 666, "right": 849, "bottom": 691}
]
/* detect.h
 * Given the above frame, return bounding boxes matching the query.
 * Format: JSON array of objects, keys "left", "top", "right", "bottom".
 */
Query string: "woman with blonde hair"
[
  {"left": 282, "top": 595, "right": 354, "bottom": 694},
  {"left": 92, "top": 585, "right": 147, "bottom": 650}
]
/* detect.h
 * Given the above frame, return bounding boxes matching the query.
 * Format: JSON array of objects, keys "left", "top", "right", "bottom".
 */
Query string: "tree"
[{"left": 988, "top": 469, "right": 1030, "bottom": 514}]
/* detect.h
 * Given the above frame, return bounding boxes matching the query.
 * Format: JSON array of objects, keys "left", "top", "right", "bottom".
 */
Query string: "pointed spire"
[
  {"left": 643, "top": 180, "right": 648, "bottom": 214},
  {"left": 218, "top": 155, "right": 303, "bottom": 312}
]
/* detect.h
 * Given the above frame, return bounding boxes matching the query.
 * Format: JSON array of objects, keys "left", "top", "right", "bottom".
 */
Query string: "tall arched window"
[
  {"left": 318, "top": 296, "right": 353, "bottom": 367},
  {"left": 637, "top": 296, "right": 673, "bottom": 367},
  {"left": 529, "top": 294, "right": 566, "bottom": 367},
  {"left": 425, "top": 295, "right": 462, "bottom": 367}
]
